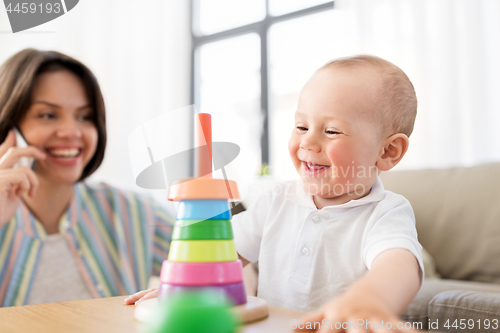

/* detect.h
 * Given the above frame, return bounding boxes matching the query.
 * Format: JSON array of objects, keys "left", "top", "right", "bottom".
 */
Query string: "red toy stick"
[{"left": 196, "top": 113, "right": 212, "bottom": 178}]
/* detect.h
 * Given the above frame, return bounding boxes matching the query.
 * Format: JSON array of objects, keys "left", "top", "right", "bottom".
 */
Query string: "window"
[{"left": 192, "top": 0, "right": 334, "bottom": 183}]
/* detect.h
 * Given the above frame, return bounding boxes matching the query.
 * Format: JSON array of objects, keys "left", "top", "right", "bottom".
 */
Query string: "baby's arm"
[
  {"left": 238, "top": 254, "right": 250, "bottom": 267},
  {"left": 295, "top": 248, "right": 421, "bottom": 333}
]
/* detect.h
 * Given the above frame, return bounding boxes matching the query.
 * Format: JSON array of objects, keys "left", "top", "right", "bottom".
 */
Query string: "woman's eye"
[
  {"left": 78, "top": 114, "right": 93, "bottom": 121},
  {"left": 39, "top": 113, "right": 55, "bottom": 120}
]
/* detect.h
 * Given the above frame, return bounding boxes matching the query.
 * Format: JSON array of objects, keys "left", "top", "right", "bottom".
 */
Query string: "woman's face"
[{"left": 19, "top": 70, "right": 98, "bottom": 185}]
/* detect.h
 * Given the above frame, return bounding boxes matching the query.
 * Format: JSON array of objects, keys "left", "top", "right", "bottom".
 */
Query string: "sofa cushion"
[
  {"left": 429, "top": 290, "right": 500, "bottom": 332},
  {"left": 380, "top": 163, "right": 500, "bottom": 283},
  {"left": 402, "top": 278, "right": 500, "bottom": 330}
]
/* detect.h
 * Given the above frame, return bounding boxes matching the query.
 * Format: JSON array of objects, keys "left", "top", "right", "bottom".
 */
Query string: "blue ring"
[{"left": 176, "top": 199, "right": 231, "bottom": 220}]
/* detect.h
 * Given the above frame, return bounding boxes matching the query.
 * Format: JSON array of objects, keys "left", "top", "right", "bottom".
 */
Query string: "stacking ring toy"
[
  {"left": 172, "top": 219, "right": 233, "bottom": 240},
  {"left": 158, "top": 282, "right": 247, "bottom": 305},
  {"left": 156, "top": 113, "right": 251, "bottom": 309},
  {"left": 168, "top": 178, "right": 240, "bottom": 201},
  {"left": 160, "top": 260, "right": 244, "bottom": 286},
  {"left": 168, "top": 240, "right": 237, "bottom": 262},
  {"left": 176, "top": 199, "right": 231, "bottom": 220}
]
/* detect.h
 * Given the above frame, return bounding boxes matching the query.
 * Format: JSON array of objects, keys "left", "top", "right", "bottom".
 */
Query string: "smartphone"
[{"left": 13, "top": 127, "right": 35, "bottom": 169}]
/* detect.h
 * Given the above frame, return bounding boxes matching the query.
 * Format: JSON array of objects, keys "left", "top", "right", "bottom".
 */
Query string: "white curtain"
[
  {"left": 331, "top": 0, "right": 500, "bottom": 169},
  {"left": 0, "top": 0, "right": 191, "bottom": 197}
]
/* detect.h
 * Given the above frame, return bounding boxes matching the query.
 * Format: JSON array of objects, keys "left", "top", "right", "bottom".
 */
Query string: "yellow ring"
[{"left": 168, "top": 240, "right": 238, "bottom": 262}]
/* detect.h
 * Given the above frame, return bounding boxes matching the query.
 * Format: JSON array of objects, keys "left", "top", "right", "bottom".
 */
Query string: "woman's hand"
[
  {"left": 124, "top": 287, "right": 159, "bottom": 305},
  {"left": 0, "top": 130, "right": 46, "bottom": 227}
]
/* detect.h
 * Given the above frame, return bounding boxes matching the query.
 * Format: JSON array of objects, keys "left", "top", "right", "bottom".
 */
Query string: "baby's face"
[{"left": 288, "top": 66, "right": 386, "bottom": 207}]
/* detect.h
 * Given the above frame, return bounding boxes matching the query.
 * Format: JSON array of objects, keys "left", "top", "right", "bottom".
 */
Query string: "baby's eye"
[
  {"left": 296, "top": 126, "right": 308, "bottom": 132},
  {"left": 326, "top": 129, "right": 341, "bottom": 135}
]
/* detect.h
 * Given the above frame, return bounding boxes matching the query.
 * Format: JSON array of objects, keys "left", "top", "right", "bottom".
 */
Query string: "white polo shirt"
[{"left": 232, "top": 178, "right": 424, "bottom": 312}]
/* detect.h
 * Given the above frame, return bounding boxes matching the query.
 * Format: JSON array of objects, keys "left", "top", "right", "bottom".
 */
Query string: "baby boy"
[
  {"left": 127, "top": 55, "right": 423, "bottom": 332},
  {"left": 233, "top": 55, "right": 423, "bottom": 331}
]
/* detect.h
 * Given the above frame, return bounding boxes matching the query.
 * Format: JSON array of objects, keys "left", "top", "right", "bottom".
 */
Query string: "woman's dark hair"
[{"left": 0, "top": 48, "right": 106, "bottom": 181}]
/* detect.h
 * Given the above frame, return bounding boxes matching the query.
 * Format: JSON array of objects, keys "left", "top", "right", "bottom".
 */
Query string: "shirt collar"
[{"left": 285, "top": 178, "right": 386, "bottom": 210}]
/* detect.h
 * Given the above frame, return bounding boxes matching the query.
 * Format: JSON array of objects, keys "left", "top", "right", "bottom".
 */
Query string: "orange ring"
[{"left": 168, "top": 177, "right": 240, "bottom": 201}]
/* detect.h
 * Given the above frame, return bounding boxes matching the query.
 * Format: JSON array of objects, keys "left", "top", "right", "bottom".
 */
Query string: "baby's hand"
[
  {"left": 124, "top": 288, "right": 159, "bottom": 305},
  {"left": 294, "top": 290, "right": 418, "bottom": 333}
]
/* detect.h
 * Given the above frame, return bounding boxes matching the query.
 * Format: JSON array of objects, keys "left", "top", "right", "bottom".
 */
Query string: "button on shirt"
[{"left": 232, "top": 178, "right": 424, "bottom": 312}]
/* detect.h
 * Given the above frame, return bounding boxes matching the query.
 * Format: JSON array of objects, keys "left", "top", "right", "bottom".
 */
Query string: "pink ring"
[{"left": 160, "top": 260, "right": 244, "bottom": 286}]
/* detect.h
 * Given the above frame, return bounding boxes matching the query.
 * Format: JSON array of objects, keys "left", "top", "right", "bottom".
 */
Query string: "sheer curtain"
[
  {"left": 331, "top": 0, "right": 500, "bottom": 169},
  {"left": 0, "top": 0, "right": 191, "bottom": 194}
]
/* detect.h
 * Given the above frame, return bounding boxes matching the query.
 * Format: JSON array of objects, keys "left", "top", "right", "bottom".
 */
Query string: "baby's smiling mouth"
[{"left": 303, "top": 161, "right": 330, "bottom": 172}]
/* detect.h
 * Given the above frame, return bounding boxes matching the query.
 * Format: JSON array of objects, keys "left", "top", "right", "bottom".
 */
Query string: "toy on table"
[
  {"left": 161, "top": 112, "right": 246, "bottom": 305},
  {"left": 146, "top": 289, "right": 237, "bottom": 333},
  {"left": 135, "top": 113, "right": 268, "bottom": 330}
]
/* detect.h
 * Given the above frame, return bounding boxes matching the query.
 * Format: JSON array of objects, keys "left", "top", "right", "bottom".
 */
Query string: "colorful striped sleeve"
[{"left": 151, "top": 202, "right": 174, "bottom": 276}]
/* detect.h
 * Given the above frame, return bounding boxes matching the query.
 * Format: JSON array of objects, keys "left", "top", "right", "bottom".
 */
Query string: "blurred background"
[{"left": 1, "top": 0, "right": 499, "bottom": 201}]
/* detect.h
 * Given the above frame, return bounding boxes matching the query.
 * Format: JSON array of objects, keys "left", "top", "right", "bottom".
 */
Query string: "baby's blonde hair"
[{"left": 320, "top": 55, "right": 417, "bottom": 137}]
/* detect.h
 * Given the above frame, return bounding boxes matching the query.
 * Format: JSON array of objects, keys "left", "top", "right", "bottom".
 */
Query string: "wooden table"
[{"left": 0, "top": 296, "right": 306, "bottom": 333}]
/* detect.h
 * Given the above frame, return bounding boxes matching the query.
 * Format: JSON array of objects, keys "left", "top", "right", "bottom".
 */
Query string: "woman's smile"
[
  {"left": 19, "top": 70, "right": 98, "bottom": 185},
  {"left": 45, "top": 146, "right": 83, "bottom": 165}
]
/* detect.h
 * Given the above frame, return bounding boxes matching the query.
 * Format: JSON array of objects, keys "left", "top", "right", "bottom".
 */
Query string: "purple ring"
[{"left": 158, "top": 282, "right": 247, "bottom": 305}]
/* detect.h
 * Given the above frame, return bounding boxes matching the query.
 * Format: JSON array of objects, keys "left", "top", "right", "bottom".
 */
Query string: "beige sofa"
[{"left": 380, "top": 162, "right": 500, "bottom": 332}]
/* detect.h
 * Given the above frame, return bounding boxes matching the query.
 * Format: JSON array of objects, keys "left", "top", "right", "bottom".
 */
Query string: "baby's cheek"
[
  {"left": 327, "top": 148, "right": 359, "bottom": 182},
  {"left": 288, "top": 135, "right": 301, "bottom": 166}
]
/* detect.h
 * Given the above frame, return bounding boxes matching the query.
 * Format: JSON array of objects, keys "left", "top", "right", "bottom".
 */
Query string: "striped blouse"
[{"left": 0, "top": 182, "right": 174, "bottom": 307}]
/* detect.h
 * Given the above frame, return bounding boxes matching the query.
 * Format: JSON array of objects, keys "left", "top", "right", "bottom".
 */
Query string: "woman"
[{"left": 0, "top": 49, "right": 173, "bottom": 307}]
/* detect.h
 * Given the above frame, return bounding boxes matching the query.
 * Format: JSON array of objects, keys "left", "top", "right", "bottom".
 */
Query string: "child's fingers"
[
  {"left": 124, "top": 288, "right": 157, "bottom": 305},
  {"left": 124, "top": 288, "right": 154, "bottom": 304},
  {"left": 135, "top": 288, "right": 159, "bottom": 305},
  {"left": 294, "top": 311, "right": 325, "bottom": 332},
  {"left": 346, "top": 317, "right": 417, "bottom": 333}
]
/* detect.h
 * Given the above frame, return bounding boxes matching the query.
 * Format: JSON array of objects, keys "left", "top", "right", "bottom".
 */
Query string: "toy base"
[
  {"left": 233, "top": 296, "right": 269, "bottom": 324},
  {"left": 134, "top": 296, "right": 268, "bottom": 325}
]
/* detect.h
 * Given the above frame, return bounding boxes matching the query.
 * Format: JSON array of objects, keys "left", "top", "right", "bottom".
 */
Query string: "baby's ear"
[{"left": 376, "top": 133, "right": 409, "bottom": 171}]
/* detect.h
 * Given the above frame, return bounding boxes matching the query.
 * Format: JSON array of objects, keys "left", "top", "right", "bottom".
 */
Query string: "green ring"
[{"left": 172, "top": 219, "right": 233, "bottom": 241}]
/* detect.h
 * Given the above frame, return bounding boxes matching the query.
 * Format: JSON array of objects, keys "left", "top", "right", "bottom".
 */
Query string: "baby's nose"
[{"left": 300, "top": 138, "right": 321, "bottom": 153}]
